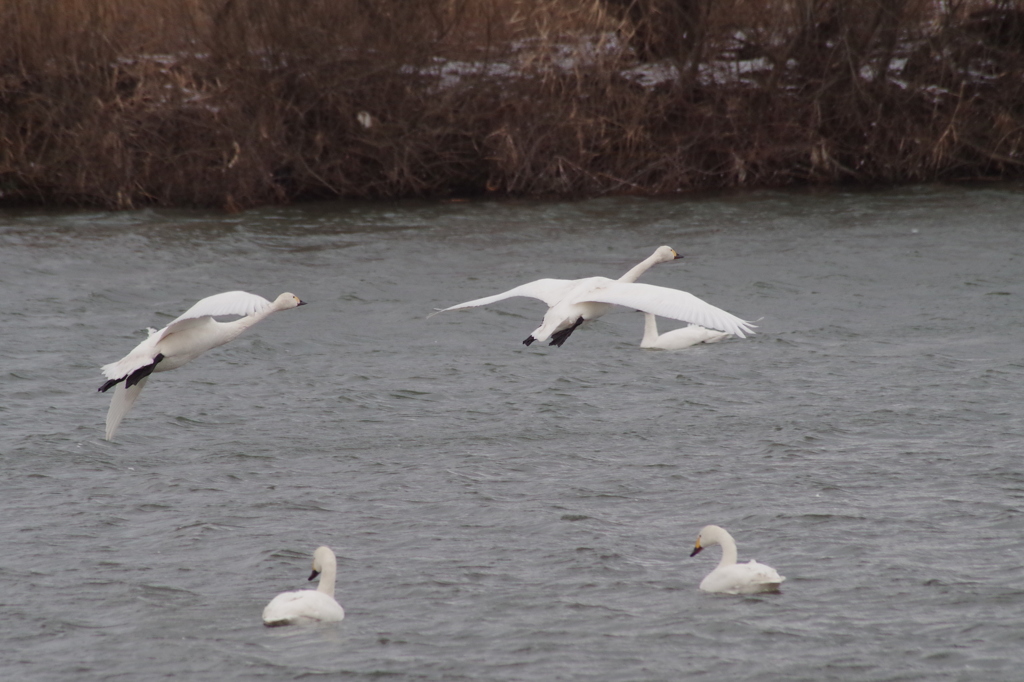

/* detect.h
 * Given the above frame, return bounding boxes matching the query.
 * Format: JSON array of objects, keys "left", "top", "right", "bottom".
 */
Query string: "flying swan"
[
  {"left": 640, "top": 313, "right": 731, "bottom": 350},
  {"left": 690, "top": 525, "right": 785, "bottom": 594},
  {"left": 262, "top": 546, "right": 345, "bottom": 626},
  {"left": 429, "top": 246, "right": 754, "bottom": 346},
  {"left": 98, "top": 290, "right": 306, "bottom": 440}
]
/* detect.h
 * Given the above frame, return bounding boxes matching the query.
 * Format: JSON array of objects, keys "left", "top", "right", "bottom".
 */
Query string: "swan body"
[
  {"left": 98, "top": 291, "right": 305, "bottom": 440},
  {"left": 640, "top": 313, "right": 731, "bottom": 350},
  {"left": 430, "top": 246, "right": 753, "bottom": 346},
  {"left": 262, "top": 546, "right": 345, "bottom": 626},
  {"left": 690, "top": 525, "right": 785, "bottom": 595}
]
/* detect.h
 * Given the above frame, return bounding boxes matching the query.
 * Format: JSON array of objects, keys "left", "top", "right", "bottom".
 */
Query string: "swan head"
[
  {"left": 690, "top": 524, "right": 728, "bottom": 557},
  {"left": 274, "top": 292, "right": 307, "bottom": 310},
  {"left": 653, "top": 245, "right": 683, "bottom": 263},
  {"left": 308, "top": 545, "right": 336, "bottom": 581}
]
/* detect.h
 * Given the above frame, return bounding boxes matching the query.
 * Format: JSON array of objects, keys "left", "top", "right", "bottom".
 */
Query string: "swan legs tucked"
[
  {"left": 548, "top": 317, "right": 585, "bottom": 347},
  {"left": 522, "top": 317, "right": 585, "bottom": 347},
  {"left": 98, "top": 353, "right": 164, "bottom": 393}
]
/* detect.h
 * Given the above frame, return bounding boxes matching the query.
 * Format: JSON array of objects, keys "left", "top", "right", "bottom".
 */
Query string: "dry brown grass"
[{"left": 1, "top": 0, "right": 1022, "bottom": 208}]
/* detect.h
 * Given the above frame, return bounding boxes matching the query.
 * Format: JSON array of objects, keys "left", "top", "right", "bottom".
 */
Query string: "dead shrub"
[{"left": 0, "top": 0, "right": 1022, "bottom": 208}]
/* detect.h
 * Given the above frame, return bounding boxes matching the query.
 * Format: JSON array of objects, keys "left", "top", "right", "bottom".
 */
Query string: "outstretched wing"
[
  {"left": 579, "top": 281, "right": 756, "bottom": 338},
  {"left": 427, "top": 279, "right": 577, "bottom": 318},
  {"left": 171, "top": 290, "right": 271, "bottom": 324},
  {"left": 151, "top": 291, "right": 271, "bottom": 343},
  {"left": 105, "top": 376, "right": 149, "bottom": 440}
]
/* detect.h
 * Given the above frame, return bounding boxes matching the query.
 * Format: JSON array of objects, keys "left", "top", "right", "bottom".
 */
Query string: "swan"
[
  {"left": 429, "top": 245, "right": 680, "bottom": 347},
  {"left": 690, "top": 525, "right": 785, "bottom": 595},
  {"left": 98, "top": 290, "right": 306, "bottom": 440},
  {"left": 640, "top": 313, "right": 731, "bottom": 350},
  {"left": 262, "top": 546, "right": 345, "bottom": 626},
  {"left": 430, "top": 246, "right": 754, "bottom": 346}
]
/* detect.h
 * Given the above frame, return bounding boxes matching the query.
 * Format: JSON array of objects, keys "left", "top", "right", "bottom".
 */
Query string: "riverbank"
[{"left": 2, "top": 0, "right": 1023, "bottom": 209}]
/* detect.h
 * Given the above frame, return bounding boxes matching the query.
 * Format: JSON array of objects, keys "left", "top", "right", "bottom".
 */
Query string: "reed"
[{"left": 1, "top": 0, "right": 1021, "bottom": 208}]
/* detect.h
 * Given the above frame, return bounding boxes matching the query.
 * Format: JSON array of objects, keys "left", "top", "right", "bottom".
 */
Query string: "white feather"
[
  {"left": 427, "top": 279, "right": 576, "bottom": 317},
  {"left": 691, "top": 525, "right": 785, "bottom": 595},
  {"left": 262, "top": 546, "right": 345, "bottom": 626},
  {"left": 429, "top": 246, "right": 753, "bottom": 346},
  {"left": 99, "top": 291, "right": 305, "bottom": 440},
  {"left": 575, "top": 279, "right": 754, "bottom": 339},
  {"left": 640, "top": 314, "right": 731, "bottom": 350},
  {"left": 104, "top": 377, "right": 149, "bottom": 441}
]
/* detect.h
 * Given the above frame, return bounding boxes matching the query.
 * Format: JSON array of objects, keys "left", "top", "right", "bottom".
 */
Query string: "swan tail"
[
  {"left": 105, "top": 376, "right": 149, "bottom": 440},
  {"left": 102, "top": 346, "right": 159, "bottom": 381}
]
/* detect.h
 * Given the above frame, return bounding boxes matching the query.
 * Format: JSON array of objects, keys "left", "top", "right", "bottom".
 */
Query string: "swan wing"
[
  {"left": 262, "top": 590, "right": 344, "bottom": 625},
  {"left": 262, "top": 590, "right": 306, "bottom": 624},
  {"left": 666, "top": 325, "right": 732, "bottom": 344},
  {"left": 105, "top": 376, "right": 148, "bottom": 441},
  {"left": 144, "top": 291, "right": 270, "bottom": 343},
  {"left": 744, "top": 560, "right": 785, "bottom": 585},
  {"left": 303, "top": 592, "right": 345, "bottom": 622},
  {"left": 701, "top": 561, "right": 785, "bottom": 594},
  {"left": 428, "top": 279, "right": 577, "bottom": 317},
  {"left": 171, "top": 291, "right": 272, "bottom": 325},
  {"left": 577, "top": 281, "right": 756, "bottom": 338}
]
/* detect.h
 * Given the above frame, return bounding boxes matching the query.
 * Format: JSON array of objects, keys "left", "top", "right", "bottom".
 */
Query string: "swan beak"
[
  {"left": 672, "top": 252, "right": 684, "bottom": 260},
  {"left": 297, "top": 300, "right": 308, "bottom": 306},
  {"left": 689, "top": 540, "right": 703, "bottom": 557},
  {"left": 308, "top": 569, "right": 321, "bottom": 581}
]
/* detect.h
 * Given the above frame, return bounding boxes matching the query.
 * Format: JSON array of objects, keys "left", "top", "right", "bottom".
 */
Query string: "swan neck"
[
  {"left": 223, "top": 304, "right": 278, "bottom": 339},
  {"left": 717, "top": 534, "right": 739, "bottom": 569},
  {"left": 641, "top": 313, "right": 659, "bottom": 347},
  {"left": 218, "top": 315, "right": 260, "bottom": 343},
  {"left": 316, "top": 557, "right": 337, "bottom": 598},
  {"left": 618, "top": 255, "right": 658, "bottom": 283}
]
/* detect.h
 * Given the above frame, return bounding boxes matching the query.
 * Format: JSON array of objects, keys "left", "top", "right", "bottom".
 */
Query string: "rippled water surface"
[{"left": 1, "top": 186, "right": 1022, "bottom": 681}]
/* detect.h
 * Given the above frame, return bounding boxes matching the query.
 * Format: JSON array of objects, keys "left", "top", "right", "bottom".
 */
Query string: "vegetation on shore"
[{"left": 2, "top": 0, "right": 1023, "bottom": 209}]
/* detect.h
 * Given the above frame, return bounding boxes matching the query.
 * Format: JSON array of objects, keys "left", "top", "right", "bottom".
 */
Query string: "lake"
[{"left": 1, "top": 185, "right": 1022, "bottom": 681}]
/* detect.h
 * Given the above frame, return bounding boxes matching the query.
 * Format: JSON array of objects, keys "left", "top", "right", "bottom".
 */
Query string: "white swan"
[
  {"left": 98, "top": 291, "right": 305, "bottom": 440},
  {"left": 690, "top": 525, "right": 785, "bottom": 595},
  {"left": 428, "top": 245, "right": 679, "bottom": 346},
  {"left": 430, "top": 246, "right": 754, "bottom": 346},
  {"left": 262, "top": 546, "right": 345, "bottom": 626},
  {"left": 640, "top": 313, "right": 731, "bottom": 350}
]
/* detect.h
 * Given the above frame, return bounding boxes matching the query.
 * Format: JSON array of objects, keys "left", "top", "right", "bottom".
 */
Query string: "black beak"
[
  {"left": 673, "top": 253, "right": 684, "bottom": 260},
  {"left": 308, "top": 569, "right": 320, "bottom": 581},
  {"left": 689, "top": 546, "right": 703, "bottom": 557},
  {"left": 297, "top": 300, "right": 308, "bottom": 306}
]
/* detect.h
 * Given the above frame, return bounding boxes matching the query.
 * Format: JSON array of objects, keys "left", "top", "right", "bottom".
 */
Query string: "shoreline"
[{"left": 2, "top": 1, "right": 1022, "bottom": 210}]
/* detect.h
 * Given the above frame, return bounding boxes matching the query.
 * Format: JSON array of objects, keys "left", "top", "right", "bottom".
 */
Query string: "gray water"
[{"left": 1, "top": 186, "right": 1022, "bottom": 681}]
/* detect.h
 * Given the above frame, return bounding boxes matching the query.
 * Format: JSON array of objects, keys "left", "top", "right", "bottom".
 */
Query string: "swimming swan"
[
  {"left": 430, "top": 246, "right": 754, "bottom": 346},
  {"left": 640, "top": 313, "right": 731, "bottom": 350},
  {"left": 262, "top": 546, "right": 345, "bottom": 626},
  {"left": 690, "top": 525, "right": 785, "bottom": 594},
  {"left": 98, "top": 291, "right": 305, "bottom": 440}
]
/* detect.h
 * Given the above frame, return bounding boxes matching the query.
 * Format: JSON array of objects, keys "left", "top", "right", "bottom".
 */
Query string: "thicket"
[{"left": 1, "top": 0, "right": 1023, "bottom": 209}]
